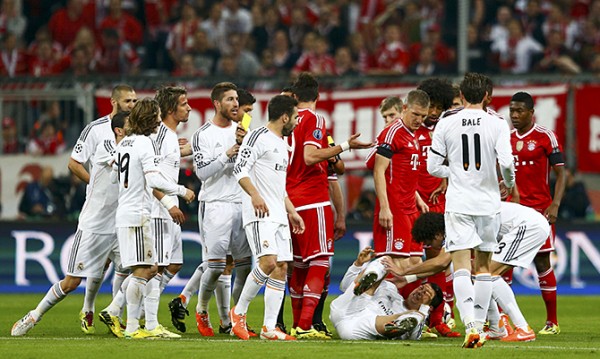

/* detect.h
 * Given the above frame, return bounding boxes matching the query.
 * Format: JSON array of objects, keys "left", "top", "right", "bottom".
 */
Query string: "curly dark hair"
[
  {"left": 411, "top": 212, "right": 445, "bottom": 245},
  {"left": 417, "top": 78, "right": 455, "bottom": 111},
  {"left": 126, "top": 98, "right": 160, "bottom": 136},
  {"left": 155, "top": 85, "right": 187, "bottom": 120}
]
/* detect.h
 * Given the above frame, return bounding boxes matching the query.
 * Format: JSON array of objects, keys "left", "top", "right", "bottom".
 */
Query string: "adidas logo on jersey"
[
  {"left": 303, "top": 284, "right": 311, "bottom": 292},
  {"left": 418, "top": 135, "right": 427, "bottom": 140},
  {"left": 408, "top": 142, "right": 414, "bottom": 148},
  {"left": 273, "top": 148, "right": 279, "bottom": 153},
  {"left": 215, "top": 142, "right": 222, "bottom": 148}
]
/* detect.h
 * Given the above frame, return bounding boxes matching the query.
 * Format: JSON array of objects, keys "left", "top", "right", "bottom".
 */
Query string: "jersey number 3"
[
  {"left": 461, "top": 133, "right": 481, "bottom": 171},
  {"left": 118, "top": 152, "right": 130, "bottom": 188}
]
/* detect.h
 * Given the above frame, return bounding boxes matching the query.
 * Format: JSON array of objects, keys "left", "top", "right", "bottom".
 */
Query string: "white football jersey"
[
  {"left": 191, "top": 121, "right": 240, "bottom": 203},
  {"left": 71, "top": 115, "right": 113, "bottom": 195},
  {"left": 498, "top": 202, "right": 548, "bottom": 239},
  {"left": 150, "top": 123, "right": 181, "bottom": 219},
  {"left": 428, "top": 108, "right": 514, "bottom": 215},
  {"left": 233, "top": 126, "right": 289, "bottom": 226},
  {"left": 114, "top": 134, "right": 185, "bottom": 227},
  {"left": 77, "top": 139, "right": 119, "bottom": 234}
]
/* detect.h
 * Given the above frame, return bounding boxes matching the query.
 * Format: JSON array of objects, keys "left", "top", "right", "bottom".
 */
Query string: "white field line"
[{"left": 0, "top": 337, "right": 598, "bottom": 351}]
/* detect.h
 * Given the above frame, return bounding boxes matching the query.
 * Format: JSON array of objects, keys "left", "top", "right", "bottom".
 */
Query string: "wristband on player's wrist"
[
  {"left": 405, "top": 274, "right": 418, "bottom": 283},
  {"left": 340, "top": 141, "right": 350, "bottom": 152},
  {"left": 160, "top": 195, "right": 177, "bottom": 210}
]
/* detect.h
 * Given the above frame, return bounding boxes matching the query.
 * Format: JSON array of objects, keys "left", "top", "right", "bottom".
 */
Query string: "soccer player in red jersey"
[
  {"left": 509, "top": 91, "right": 565, "bottom": 335},
  {"left": 365, "top": 90, "right": 430, "bottom": 298},
  {"left": 286, "top": 73, "right": 373, "bottom": 339},
  {"left": 414, "top": 78, "right": 460, "bottom": 337}
]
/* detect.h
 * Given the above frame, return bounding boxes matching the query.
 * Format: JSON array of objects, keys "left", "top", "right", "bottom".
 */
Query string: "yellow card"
[
  {"left": 327, "top": 135, "right": 335, "bottom": 146},
  {"left": 241, "top": 113, "right": 252, "bottom": 131}
]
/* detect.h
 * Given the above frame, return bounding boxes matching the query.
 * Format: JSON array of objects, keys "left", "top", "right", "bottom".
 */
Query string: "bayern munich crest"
[
  {"left": 527, "top": 140, "right": 537, "bottom": 151},
  {"left": 394, "top": 240, "right": 404, "bottom": 250}
]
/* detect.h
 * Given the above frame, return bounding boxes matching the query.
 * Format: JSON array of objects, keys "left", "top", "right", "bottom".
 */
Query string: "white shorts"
[
  {"left": 333, "top": 307, "right": 380, "bottom": 340},
  {"left": 200, "top": 201, "right": 251, "bottom": 260},
  {"left": 244, "top": 221, "right": 293, "bottom": 262},
  {"left": 492, "top": 217, "right": 550, "bottom": 268},
  {"left": 66, "top": 229, "right": 120, "bottom": 278},
  {"left": 445, "top": 212, "right": 500, "bottom": 253},
  {"left": 117, "top": 219, "right": 156, "bottom": 268},
  {"left": 152, "top": 218, "right": 183, "bottom": 266}
]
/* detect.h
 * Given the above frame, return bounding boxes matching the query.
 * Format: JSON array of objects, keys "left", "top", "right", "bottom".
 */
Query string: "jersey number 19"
[{"left": 118, "top": 152, "right": 130, "bottom": 188}]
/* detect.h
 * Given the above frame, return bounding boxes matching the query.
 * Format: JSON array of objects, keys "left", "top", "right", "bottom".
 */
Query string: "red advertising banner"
[
  {"left": 574, "top": 85, "right": 600, "bottom": 173},
  {"left": 95, "top": 84, "right": 569, "bottom": 170}
]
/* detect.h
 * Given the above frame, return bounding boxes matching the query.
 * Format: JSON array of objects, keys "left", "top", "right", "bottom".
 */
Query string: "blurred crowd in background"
[{"left": 1, "top": 0, "right": 600, "bottom": 78}]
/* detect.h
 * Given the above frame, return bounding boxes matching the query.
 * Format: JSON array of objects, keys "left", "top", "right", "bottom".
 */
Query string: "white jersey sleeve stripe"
[{"left": 534, "top": 125, "right": 559, "bottom": 148}]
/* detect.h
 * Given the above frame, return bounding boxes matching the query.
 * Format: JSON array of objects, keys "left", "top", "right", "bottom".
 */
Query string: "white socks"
[
  {"left": 125, "top": 276, "right": 147, "bottom": 333},
  {"left": 215, "top": 274, "right": 232, "bottom": 326},
  {"left": 453, "top": 269, "right": 475, "bottom": 329},
  {"left": 235, "top": 267, "right": 268, "bottom": 315},
  {"left": 473, "top": 273, "right": 492, "bottom": 328},
  {"left": 492, "top": 276, "right": 528, "bottom": 329},
  {"left": 34, "top": 281, "right": 67, "bottom": 320},
  {"left": 263, "top": 278, "right": 285, "bottom": 330}
]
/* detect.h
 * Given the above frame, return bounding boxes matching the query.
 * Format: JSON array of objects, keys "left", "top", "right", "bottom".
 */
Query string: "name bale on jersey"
[{"left": 462, "top": 118, "right": 481, "bottom": 126}]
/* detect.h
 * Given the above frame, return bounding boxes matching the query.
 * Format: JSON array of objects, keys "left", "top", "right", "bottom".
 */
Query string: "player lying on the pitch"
[
  {"left": 329, "top": 247, "right": 443, "bottom": 340},
  {"left": 381, "top": 201, "right": 549, "bottom": 342}
]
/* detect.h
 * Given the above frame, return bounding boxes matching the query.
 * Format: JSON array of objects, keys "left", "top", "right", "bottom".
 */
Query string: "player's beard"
[
  {"left": 282, "top": 122, "right": 295, "bottom": 136},
  {"left": 221, "top": 107, "right": 237, "bottom": 122}
]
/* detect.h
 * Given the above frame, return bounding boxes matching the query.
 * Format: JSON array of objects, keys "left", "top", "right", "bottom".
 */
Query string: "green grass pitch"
[{"left": 1, "top": 293, "right": 599, "bottom": 358}]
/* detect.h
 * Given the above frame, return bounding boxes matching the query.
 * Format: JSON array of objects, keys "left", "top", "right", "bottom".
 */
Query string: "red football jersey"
[
  {"left": 415, "top": 124, "right": 445, "bottom": 206},
  {"left": 511, "top": 123, "right": 564, "bottom": 210},
  {"left": 366, "top": 119, "right": 420, "bottom": 214},
  {"left": 286, "top": 108, "right": 330, "bottom": 209}
]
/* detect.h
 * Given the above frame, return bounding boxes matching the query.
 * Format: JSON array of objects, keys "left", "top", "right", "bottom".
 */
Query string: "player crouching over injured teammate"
[{"left": 329, "top": 247, "right": 443, "bottom": 340}]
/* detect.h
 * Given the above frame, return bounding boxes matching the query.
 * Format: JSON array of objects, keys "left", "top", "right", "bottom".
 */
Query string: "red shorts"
[
  {"left": 291, "top": 206, "right": 334, "bottom": 262},
  {"left": 373, "top": 210, "right": 420, "bottom": 257},
  {"left": 428, "top": 201, "right": 445, "bottom": 214}
]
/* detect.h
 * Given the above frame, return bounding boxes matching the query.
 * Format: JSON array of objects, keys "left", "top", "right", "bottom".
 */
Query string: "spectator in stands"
[
  {"left": 27, "top": 120, "right": 65, "bottom": 156},
  {"left": 65, "top": 46, "right": 94, "bottom": 76},
  {"left": 409, "top": 23, "right": 455, "bottom": 72},
  {"left": 347, "top": 189, "right": 376, "bottom": 221},
  {"left": 28, "top": 39, "right": 63, "bottom": 76},
  {"left": 0, "top": 0, "right": 27, "bottom": 43},
  {"left": 270, "top": 29, "right": 299, "bottom": 72},
  {"left": 371, "top": 23, "right": 410, "bottom": 75},
  {"left": 189, "top": 28, "right": 220, "bottom": 76},
  {"left": 519, "top": 0, "right": 546, "bottom": 46},
  {"left": 553, "top": 168, "right": 594, "bottom": 221},
  {"left": 287, "top": 6, "right": 312, "bottom": 53},
  {"left": 572, "top": 19, "right": 600, "bottom": 70},
  {"left": 215, "top": 54, "right": 238, "bottom": 78},
  {"left": 96, "top": 28, "right": 140, "bottom": 75},
  {"left": 27, "top": 26, "right": 63, "bottom": 62},
  {"left": 467, "top": 23, "right": 493, "bottom": 73},
  {"left": 172, "top": 53, "right": 202, "bottom": 77},
  {"left": 492, "top": 19, "right": 543, "bottom": 74},
  {"left": 251, "top": 6, "right": 285, "bottom": 58},
  {"left": 166, "top": 2, "right": 200, "bottom": 69},
  {"left": 315, "top": 3, "right": 347, "bottom": 53},
  {"left": 590, "top": 53, "right": 600, "bottom": 76},
  {"left": 201, "top": 2, "right": 227, "bottom": 53},
  {"left": 228, "top": 32, "right": 261, "bottom": 76},
  {"left": 488, "top": 5, "right": 512, "bottom": 54},
  {"left": 348, "top": 32, "right": 373, "bottom": 74},
  {"left": 542, "top": 2, "right": 578, "bottom": 50},
  {"left": 293, "top": 33, "right": 335, "bottom": 75},
  {"left": 334, "top": 46, "right": 360, "bottom": 76},
  {"left": 2, "top": 116, "right": 25, "bottom": 154},
  {"left": 143, "top": 0, "right": 178, "bottom": 70},
  {"left": 222, "top": 0, "right": 253, "bottom": 42},
  {"left": 535, "top": 29, "right": 581, "bottom": 74},
  {"left": 48, "top": 0, "right": 95, "bottom": 49},
  {"left": 408, "top": 45, "right": 442, "bottom": 76},
  {"left": 61, "top": 172, "right": 87, "bottom": 221},
  {"left": 18, "top": 166, "right": 59, "bottom": 219},
  {"left": 258, "top": 48, "right": 277, "bottom": 76},
  {"left": 99, "top": 0, "right": 143, "bottom": 47},
  {"left": 0, "top": 31, "right": 27, "bottom": 76}
]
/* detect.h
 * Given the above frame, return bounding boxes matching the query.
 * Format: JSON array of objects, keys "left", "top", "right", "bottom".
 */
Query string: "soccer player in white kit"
[
  {"left": 427, "top": 72, "right": 515, "bottom": 348},
  {"left": 191, "top": 82, "right": 254, "bottom": 336},
  {"left": 11, "top": 111, "right": 129, "bottom": 337},
  {"left": 385, "top": 201, "right": 549, "bottom": 342},
  {"left": 133, "top": 86, "right": 192, "bottom": 338},
  {"left": 113, "top": 98, "right": 195, "bottom": 339},
  {"left": 329, "top": 247, "right": 443, "bottom": 341},
  {"left": 67, "top": 85, "right": 137, "bottom": 333},
  {"left": 228, "top": 95, "right": 303, "bottom": 341}
]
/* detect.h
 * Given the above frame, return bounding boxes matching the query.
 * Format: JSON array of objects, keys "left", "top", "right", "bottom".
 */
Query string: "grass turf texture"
[{"left": 1, "top": 294, "right": 599, "bottom": 358}]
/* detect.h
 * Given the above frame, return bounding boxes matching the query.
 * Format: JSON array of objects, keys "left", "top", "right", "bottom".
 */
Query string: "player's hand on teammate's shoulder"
[
  {"left": 226, "top": 144, "right": 240, "bottom": 158},
  {"left": 169, "top": 206, "right": 186, "bottom": 225},
  {"left": 347, "top": 133, "right": 376, "bottom": 150},
  {"left": 288, "top": 211, "right": 305, "bottom": 234}
]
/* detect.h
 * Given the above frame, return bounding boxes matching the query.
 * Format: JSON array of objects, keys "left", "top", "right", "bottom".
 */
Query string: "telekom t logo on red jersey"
[{"left": 410, "top": 154, "right": 419, "bottom": 170}]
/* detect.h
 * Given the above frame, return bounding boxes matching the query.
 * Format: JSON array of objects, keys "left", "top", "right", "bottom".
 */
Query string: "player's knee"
[{"left": 61, "top": 277, "right": 82, "bottom": 293}]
